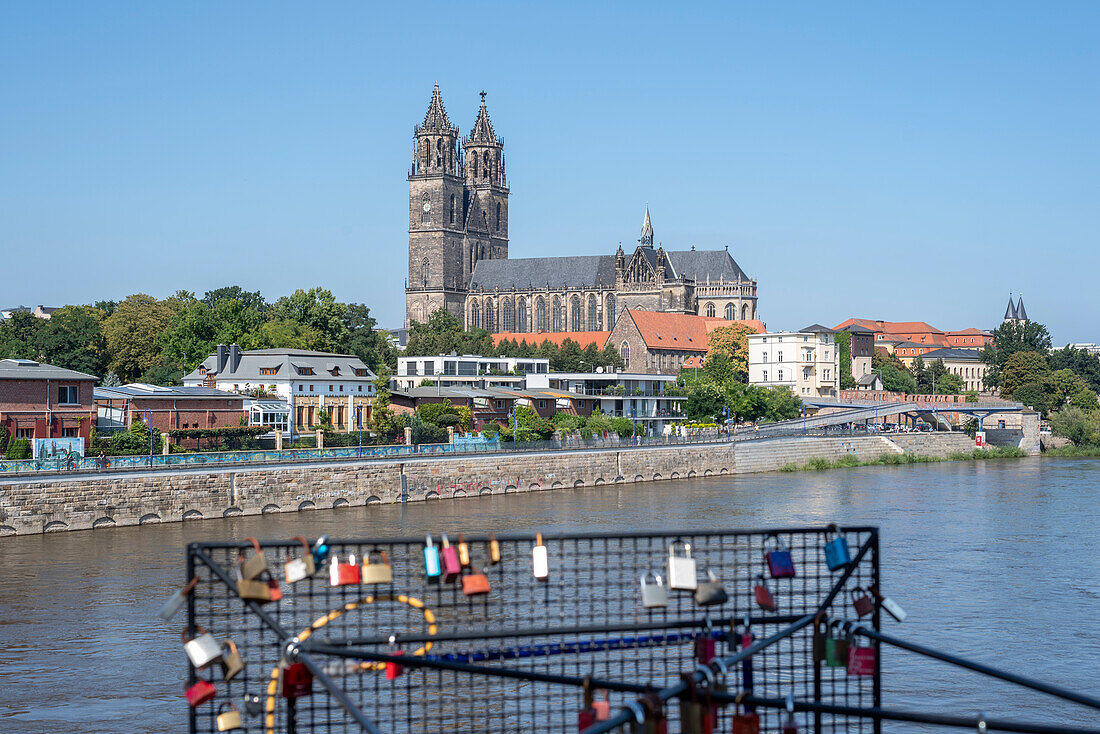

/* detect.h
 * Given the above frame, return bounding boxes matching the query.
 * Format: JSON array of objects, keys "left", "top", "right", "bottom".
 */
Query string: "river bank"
[{"left": 779, "top": 444, "right": 1027, "bottom": 471}]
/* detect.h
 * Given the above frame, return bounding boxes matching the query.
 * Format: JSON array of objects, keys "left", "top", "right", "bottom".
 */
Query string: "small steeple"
[
  {"left": 640, "top": 205, "right": 654, "bottom": 246},
  {"left": 468, "top": 91, "right": 498, "bottom": 144},
  {"left": 1004, "top": 294, "right": 1018, "bottom": 322},
  {"left": 421, "top": 81, "right": 453, "bottom": 132},
  {"left": 1016, "top": 296, "right": 1028, "bottom": 321}
]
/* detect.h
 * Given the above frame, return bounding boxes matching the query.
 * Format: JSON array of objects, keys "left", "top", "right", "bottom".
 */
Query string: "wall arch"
[
  {"left": 44, "top": 520, "right": 69, "bottom": 532},
  {"left": 425, "top": 491, "right": 440, "bottom": 500},
  {"left": 365, "top": 495, "right": 382, "bottom": 505},
  {"left": 92, "top": 517, "right": 116, "bottom": 529},
  {"left": 182, "top": 509, "right": 204, "bottom": 520},
  {"left": 297, "top": 501, "right": 316, "bottom": 512},
  {"left": 262, "top": 503, "right": 281, "bottom": 514},
  {"left": 332, "top": 498, "right": 350, "bottom": 509},
  {"left": 139, "top": 513, "right": 161, "bottom": 525},
  {"left": 223, "top": 507, "right": 243, "bottom": 517}
]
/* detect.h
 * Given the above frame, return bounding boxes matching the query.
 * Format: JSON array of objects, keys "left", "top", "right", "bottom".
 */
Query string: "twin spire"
[
  {"left": 419, "top": 83, "right": 500, "bottom": 146},
  {"left": 1003, "top": 294, "right": 1028, "bottom": 322}
]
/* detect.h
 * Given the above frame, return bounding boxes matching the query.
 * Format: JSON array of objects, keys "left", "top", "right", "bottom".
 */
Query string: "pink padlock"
[
  {"left": 847, "top": 644, "right": 875, "bottom": 676},
  {"left": 440, "top": 534, "right": 462, "bottom": 582}
]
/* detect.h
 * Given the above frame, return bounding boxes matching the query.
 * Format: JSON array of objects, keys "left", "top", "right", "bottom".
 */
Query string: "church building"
[{"left": 405, "top": 84, "right": 759, "bottom": 332}]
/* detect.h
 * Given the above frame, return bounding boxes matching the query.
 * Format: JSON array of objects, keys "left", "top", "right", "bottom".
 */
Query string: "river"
[{"left": 1, "top": 457, "right": 1098, "bottom": 733}]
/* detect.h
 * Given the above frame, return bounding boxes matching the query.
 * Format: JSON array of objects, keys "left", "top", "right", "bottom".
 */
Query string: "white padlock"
[
  {"left": 640, "top": 572, "right": 668, "bottom": 608},
  {"left": 284, "top": 536, "right": 316, "bottom": 584},
  {"left": 183, "top": 626, "right": 223, "bottom": 669},
  {"left": 532, "top": 532, "right": 549, "bottom": 581},
  {"left": 158, "top": 576, "right": 198, "bottom": 621},
  {"left": 667, "top": 540, "right": 697, "bottom": 590}
]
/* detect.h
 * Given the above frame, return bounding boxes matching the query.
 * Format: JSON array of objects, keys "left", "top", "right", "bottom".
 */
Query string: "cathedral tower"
[
  {"left": 406, "top": 83, "right": 468, "bottom": 326},
  {"left": 462, "top": 92, "right": 509, "bottom": 271}
]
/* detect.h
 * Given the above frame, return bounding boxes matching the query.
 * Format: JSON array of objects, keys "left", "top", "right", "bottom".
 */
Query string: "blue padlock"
[
  {"left": 764, "top": 534, "right": 796, "bottom": 578},
  {"left": 823, "top": 524, "right": 851, "bottom": 571},
  {"left": 311, "top": 535, "right": 331, "bottom": 566},
  {"left": 424, "top": 534, "right": 442, "bottom": 578}
]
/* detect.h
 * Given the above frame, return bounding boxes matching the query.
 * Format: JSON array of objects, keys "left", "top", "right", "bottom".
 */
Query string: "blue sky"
[{"left": 2, "top": 2, "right": 1097, "bottom": 342}]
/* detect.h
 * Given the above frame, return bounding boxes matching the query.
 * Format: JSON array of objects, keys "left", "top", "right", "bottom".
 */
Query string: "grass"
[
  {"left": 782, "top": 445, "right": 1027, "bottom": 472},
  {"left": 1042, "top": 444, "right": 1100, "bottom": 457}
]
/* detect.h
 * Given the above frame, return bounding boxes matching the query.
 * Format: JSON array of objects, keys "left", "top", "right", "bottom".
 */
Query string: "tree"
[
  {"left": 683, "top": 382, "right": 726, "bottom": 422},
  {"left": 405, "top": 309, "right": 495, "bottom": 357},
  {"left": 913, "top": 358, "right": 962, "bottom": 395},
  {"left": 103, "top": 294, "right": 174, "bottom": 382},
  {"left": 1044, "top": 369, "right": 1087, "bottom": 410},
  {"left": 706, "top": 324, "right": 756, "bottom": 381},
  {"left": 34, "top": 306, "right": 108, "bottom": 376},
  {"left": 101, "top": 371, "right": 122, "bottom": 387},
  {"left": 203, "top": 285, "right": 268, "bottom": 313},
  {"left": 834, "top": 331, "right": 856, "bottom": 389},
  {"left": 702, "top": 353, "right": 734, "bottom": 384},
  {"left": 1011, "top": 382, "right": 1050, "bottom": 414},
  {"left": 982, "top": 320, "right": 1052, "bottom": 389},
  {"left": 1070, "top": 388, "right": 1099, "bottom": 411},
  {"left": 1000, "top": 351, "right": 1050, "bottom": 398},
  {"left": 764, "top": 387, "right": 803, "bottom": 422},
  {"left": 340, "top": 303, "right": 397, "bottom": 372},
  {"left": 1049, "top": 407, "right": 1100, "bottom": 446},
  {"left": 273, "top": 287, "right": 348, "bottom": 351},
  {"left": 1049, "top": 346, "right": 1100, "bottom": 394},
  {"left": 240, "top": 319, "right": 325, "bottom": 351},
  {"left": 0, "top": 311, "right": 44, "bottom": 360},
  {"left": 872, "top": 352, "right": 916, "bottom": 394}
]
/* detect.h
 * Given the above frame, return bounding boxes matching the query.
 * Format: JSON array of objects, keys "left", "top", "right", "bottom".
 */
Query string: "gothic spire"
[
  {"left": 1004, "top": 295, "right": 1018, "bottom": 321},
  {"left": 1016, "top": 296, "right": 1028, "bottom": 321},
  {"left": 468, "top": 91, "right": 499, "bottom": 144},
  {"left": 640, "top": 205, "right": 654, "bottom": 246},
  {"left": 421, "top": 81, "right": 453, "bottom": 132}
]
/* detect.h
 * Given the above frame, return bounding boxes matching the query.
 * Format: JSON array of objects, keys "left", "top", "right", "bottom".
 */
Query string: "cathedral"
[{"left": 405, "top": 84, "right": 759, "bottom": 333}]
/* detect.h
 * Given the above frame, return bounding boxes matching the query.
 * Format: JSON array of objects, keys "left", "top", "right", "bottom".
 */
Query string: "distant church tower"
[
  {"left": 406, "top": 84, "right": 508, "bottom": 328},
  {"left": 1003, "top": 294, "right": 1028, "bottom": 325}
]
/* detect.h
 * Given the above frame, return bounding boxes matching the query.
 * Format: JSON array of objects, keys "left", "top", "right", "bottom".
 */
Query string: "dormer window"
[
  {"left": 199, "top": 367, "right": 208, "bottom": 375},
  {"left": 297, "top": 367, "right": 315, "bottom": 376}
]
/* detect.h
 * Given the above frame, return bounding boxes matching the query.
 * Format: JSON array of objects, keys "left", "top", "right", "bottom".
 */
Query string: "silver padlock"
[
  {"left": 667, "top": 540, "right": 697, "bottom": 590},
  {"left": 284, "top": 536, "right": 316, "bottom": 584},
  {"left": 158, "top": 576, "right": 198, "bottom": 622},
  {"left": 874, "top": 587, "right": 908, "bottom": 622},
  {"left": 640, "top": 572, "right": 668, "bottom": 609},
  {"left": 183, "top": 625, "right": 223, "bottom": 669}
]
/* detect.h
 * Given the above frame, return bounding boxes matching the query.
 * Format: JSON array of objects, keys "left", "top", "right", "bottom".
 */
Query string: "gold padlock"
[
  {"left": 457, "top": 534, "right": 470, "bottom": 567},
  {"left": 361, "top": 549, "right": 393, "bottom": 585},
  {"left": 488, "top": 533, "right": 501, "bottom": 565},
  {"left": 239, "top": 537, "right": 268, "bottom": 580},
  {"left": 216, "top": 702, "right": 242, "bottom": 731},
  {"left": 221, "top": 639, "right": 243, "bottom": 681}
]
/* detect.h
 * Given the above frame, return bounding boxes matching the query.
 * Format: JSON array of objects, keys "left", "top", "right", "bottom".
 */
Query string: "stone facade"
[{"left": 405, "top": 85, "right": 758, "bottom": 330}]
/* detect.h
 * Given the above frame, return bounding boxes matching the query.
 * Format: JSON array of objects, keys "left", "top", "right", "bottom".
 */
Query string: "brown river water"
[{"left": 1, "top": 457, "right": 1098, "bottom": 732}]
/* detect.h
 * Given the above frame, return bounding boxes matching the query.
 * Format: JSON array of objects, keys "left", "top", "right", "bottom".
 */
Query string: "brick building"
[
  {"left": 605, "top": 309, "right": 764, "bottom": 374},
  {"left": 0, "top": 358, "right": 96, "bottom": 445},
  {"left": 94, "top": 384, "right": 246, "bottom": 434}
]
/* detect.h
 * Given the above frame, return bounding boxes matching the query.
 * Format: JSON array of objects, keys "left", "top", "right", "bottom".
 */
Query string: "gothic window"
[
  {"left": 421, "top": 195, "right": 431, "bottom": 224},
  {"left": 587, "top": 294, "right": 599, "bottom": 331},
  {"left": 725, "top": 303, "right": 734, "bottom": 320},
  {"left": 535, "top": 297, "right": 547, "bottom": 332},
  {"left": 570, "top": 295, "right": 582, "bottom": 332},
  {"left": 435, "top": 138, "right": 443, "bottom": 167},
  {"left": 473, "top": 157, "right": 479, "bottom": 178},
  {"left": 482, "top": 151, "right": 489, "bottom": 179},
  {"left": 621, "top": 341, "right": 630, "bottom": 369},
  {"left": 502, "top": 298, "right": 514, "bottom": 332},
  {"left": 484, "top": 299, "right": 495, "bottom": 332},
  {"left": 605, "top": 294, "right": 617, "bottom": 329},
  {"left": 470, "top": 300, "right": 481, "bottom": 329},
  {"left": 449, "top": 195, "right": 456, "bottom": 225},
  {"left": 495, "top": 202, "right": 501, "bottom": 231},
  {"left": 517, "top": 298, "right": 528, "bottom": 333},
  {"left": 742, "top": 303, "right": 749, "bottom": 320},
  {"left": 421, "top": 258, "right": 429, "bottom": 287},
  {"left": 705, "top": 303, "right": 715, "bottom": 318},
  {"left": 551, "top": 296, "right": 562, "bottom": 331}
]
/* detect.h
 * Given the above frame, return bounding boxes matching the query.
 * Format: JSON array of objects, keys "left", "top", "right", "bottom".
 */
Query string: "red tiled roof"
[
  {"left": 492, "top": 331, "right": 610, "bottom": 349},
  {"left": 623, "top": 310, "right": 724, "bottom": 352},
  {"left": 682, "top": 356, "right": 706, "bottom": 369},
  {"left": 835, "top": 318, "right": 945, "bottom": 335},
  {"left": 945, "top": 328, "right": 992, "bottom": 336}
]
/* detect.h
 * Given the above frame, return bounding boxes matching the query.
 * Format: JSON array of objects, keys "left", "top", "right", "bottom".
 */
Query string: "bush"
[{"left": 6, "top": 438, "right": 32, "bottom": 460}]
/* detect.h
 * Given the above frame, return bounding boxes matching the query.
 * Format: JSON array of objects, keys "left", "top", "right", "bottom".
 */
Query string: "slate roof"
[
  {"left": 1015, "top": 297, "right": 1028, "bottom": 321},
  {"left": 920, "top": 348, "right": 985, "bottom": 362},
  {"left": 0, "top": 358, "right": 97, "bottom": 382},
  {"left": 470, "top": 256, "right": 616, "bottom": 290},
  {"left": 1004, "top": 297, "right": 1018, "bottom": 321},
  {"left": 800, "top": 324, "right": 836, "bottom": 334},
  {"left": 857, "top": 373, "right": 882, "bottom": 386},
  {"left": 182, "top": 350, "right": 375, "bottom": 384},
  {"left": 95, "top": 384, "right": 243, "bottom": 401},
  {"left": 666, "top": 249, "right": 749, "bottom": 282}
]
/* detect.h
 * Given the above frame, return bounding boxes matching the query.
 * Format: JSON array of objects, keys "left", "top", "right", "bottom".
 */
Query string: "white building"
[
  {"left": 748, "top": 324, "right": 840, "bottom": 399},
  {"left": 182, "top": 345, "right": 376, "bottom": 436},
  {"left": 394, "top": 354, "right": 550, "bottom": 391},
  {"left": 546, "top": 371, "right": 684, "bottom": 429}
]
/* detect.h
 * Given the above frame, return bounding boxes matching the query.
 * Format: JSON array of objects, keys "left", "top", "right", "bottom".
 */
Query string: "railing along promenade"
[{"left": 0, "top": 424, "right": 893, "bottom": 478}]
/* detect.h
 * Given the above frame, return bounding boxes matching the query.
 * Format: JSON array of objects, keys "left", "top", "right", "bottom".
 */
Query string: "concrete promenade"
[{"left": 0, "top": 433, "right": 977, "bottom": 536}]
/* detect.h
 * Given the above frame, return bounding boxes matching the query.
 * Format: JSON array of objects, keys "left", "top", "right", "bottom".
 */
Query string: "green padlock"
[{"left": 824, "top": 623, "right": 848, "bottom": 667}]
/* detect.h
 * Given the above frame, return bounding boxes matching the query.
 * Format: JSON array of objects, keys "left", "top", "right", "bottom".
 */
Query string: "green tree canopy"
[
  {"left": 1000, "top": 351, "right": 1050, "bottom": 398},
  {"left": 103, "top": 294, "right": 175, "bottom": 382},
  {"left": 981, "top": 320, "right": 1052, "bottom": 388},
  {"left": 0, "top": 311, "right": 44, "bottom": 361}
]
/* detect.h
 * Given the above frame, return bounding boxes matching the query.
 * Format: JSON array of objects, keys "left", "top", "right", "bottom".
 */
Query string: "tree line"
[{"left": 0, "top": 286, "right": 397, "bottom": 384}]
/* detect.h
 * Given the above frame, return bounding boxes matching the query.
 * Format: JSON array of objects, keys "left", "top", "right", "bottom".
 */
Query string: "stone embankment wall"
[{"left": 0, "top": 434, "right": 981, "bottom": 536}]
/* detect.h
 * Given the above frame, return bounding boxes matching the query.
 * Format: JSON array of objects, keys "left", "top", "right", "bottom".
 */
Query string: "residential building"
[
  {"left": 605, "top": 309, "right": 764, "bottom": 374},
  {"left": 856, "top": 373, "right": 884, "bottom": 391},
  {"left": 0, "top": 359, "right": 96, "bottom": 446},
  {"left": 546, "top": 371, "right": 684, "bottom": 428},
  {"left": 0, "top": 305, "right": 58, "bottom": 321},
  {"left": 394, "top": 355, "right": 550, "bottom": 392},
  {"left": 94, "top": 384, "right": 246, "bottom": 434},
  {"left": 891, "top": 341, "right": 943, "bottom": 366},
  {"left": 389, "top": 386, "right": 553, "bottom": 430},
  {"left": 181, "top": 345, "right": 376, "bottom": 435},
  {"left": 1067, "top": 343, "right": 1100, "bottom": 356},
  {"left": 945, "top": 328, "right": 993, "bottom": 350},
  {"left": 747, "top": 325, "right": 841, "bottom": 399},
  {"left": 835, "top": 325, "right": 874, "bottom": 380},
  {"left": 919, "top": 348, "right": 988, "bottom": 392}
]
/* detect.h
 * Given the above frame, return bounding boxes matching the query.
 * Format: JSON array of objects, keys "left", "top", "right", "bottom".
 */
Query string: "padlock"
[
  {"left": 532, "top": 532, "right": 549, "bottom": 581},
  {"left": 752, "top": 575, "right": 776, "bottom": 611},
  {"left": 385, "top": 650, "right": 405, "bottom": 680},
  {"left": 640, "top": 572, "right": 668, "bottom": 609},
  {"left": 812, "top": 613, "right": 828, "bottom": 663},
  {"left": 440, "top": 533, "right": 462, "bottom": 582},
  {"left": 216, "top": 702, "right": 243, "bottom": 731},
  {"left": 237, "top": 567, "right": 281, "bottom": 603},
  {"left": 667, "top": 540, "right": 697, "bottom": 590},
  {"left": 457, "top": 533, "right": 471, "bottom": 567},
  {"left": 851, "top": 587, "right": 874, "bottom": 618},
  {"left": 221, "top": 639, "right": 243, "bottom": 681},
  {"left": 284, "top": 535, "right": 316, "bottom": 584},
  {"left": 185, "top": 679, "right": 216, "bottom": 707},
  {"left": 763, "top": 534, "right": 796, "bottom": 578},
  {"left": 241, "top": 693, "right": 263, "bottom": 717},
  {"left": 183, "top": 625, "right": 223, "bottom": 669},
  {"left": 488, "top": 532, "right": 501, "bottom": 565},
  {"left": 847, "top": 640, "right": 876, "bottom": 676},
  {"left": 461, "top": 565, "right": 491, "bottom": 596},
  {"left": 824, "top": 623, "right": 848, "bottom": 667},
  {"left": 578, "top": 676, "right": 601, "bottom": 730},
  {"left": 678, "top": 675, "right": 705, "bottom": 734},
  {"left": 823, "top": 524, "right": 851, "bottom": 571},
  {"left": 158, "top": 576, "right": 198, "bottom": 621},
  {"left": 873, "top": 587, "right": 908, "bottom": 622},
  {"left": 731, "top": 693, "right": 760, "bottom": 734},
  {"left": 329, "top": 553, "right": 361, "bottom": 586},
  {"left": 281, "top": 661, "right": 313, "bottom": 699},
  {"left": 311, "top": 534, "right": 331, "bottom": 566},
  {"left": 361, "top": 549, "right": 394, "bottom": 585},
  {"left": 424, "top": 535, "right": 442, "bottom": 579},
  {"left": 593, "top": 690, "right": 611, "bottom": 721},
  {"left": 694, "top": 569, "right": 728, "bottom": 607},
  {"left": 239, "top": 536, "right": 268, "bottom": 580},
  {"left": 642, "top": 691, "right": 667, "bottom": 734},
  {"left": 695, "top": 635, "right": 716, "bottom": 664},
  {"left": 781, "top": 694, "right": 799, "bottom": 734}
]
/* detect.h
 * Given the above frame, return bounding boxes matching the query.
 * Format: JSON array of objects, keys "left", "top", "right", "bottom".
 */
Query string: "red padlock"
[
  {"left": 694, "top": 636, "right": 715, "bottom": 664},
  {"left": 282, "top": 662, "right": 313, "bottom": 699},
  {"left": 851, "top": 588, "right": 874, "bottom": 618},
  {"left": 440, "top": 534, "right": 462, "bottom": 582},
  {"left": 185, "top": 679, "right": 216, "bottom": 707},
  {"left": 731, "top": 692, "right": 760, "bottom": 734},
  {"left": 385, "top": 650, "right": 405, "bottom": 680},
  {"left": 753, "top": 575, "right": 776, "bottom": 612},
  {"left": 329, "top": 554, "right": 360, "bottom": 586},
  {"left": 847, "top": 643, "right": 876, "bottom": 676}
]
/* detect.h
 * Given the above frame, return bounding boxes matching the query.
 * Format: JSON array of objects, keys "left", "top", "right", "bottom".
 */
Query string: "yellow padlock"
[
  {"left": 216, "top": 703, "right": 242, "bottom": 731},
  {"left": 361, "top": 549, "right": 394, "bottom": 585}
]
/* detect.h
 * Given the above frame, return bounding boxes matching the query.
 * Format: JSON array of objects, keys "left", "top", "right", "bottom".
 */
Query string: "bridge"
[{"left": 754, "top": 398, "right": 1026, "bottom": 434}]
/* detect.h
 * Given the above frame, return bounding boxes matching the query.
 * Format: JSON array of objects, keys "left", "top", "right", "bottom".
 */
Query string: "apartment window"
[
  {"left": 259, "top": 367, "right": 277, "bottom": 376},
  {"left": 298, "top": 384, "right": 304, "bottom": 391},
  {"left": 297, "top": 367, "right": 314, "bottom": 375},
  {"left": 778, "top": 351, "right": 783, "bottom": 362},
  {"left": 424, "top": 362, "right": 435, "bottom": 376},
  {"left": 310, "top": 385, "right": 315, "bottom": 392},
  {"left": 538, "top": 400, "right": 546, "bottom": 409},
  {"left": 824, "top": 369, "right": 831, "bottom": 380},
  {"left": 57, "top": 386, "right": 78, "bottom": 404},
  {"left": 16, "top": 428, "right": 34, "bottom": 439},
  {"left": 340, "top": 385, "right": 344, "bottom": 392},
  {"left": 358, "top": 386, "right": 362, "bottom": 392},
  {"left": 579, "top": 400, "right": 586, "bottom": 408},
  {"left": 763, "top": 352, "right": 768, "bottom": 362},
  {"left": 355, "top": 368, "right": 370, "bottom": 377},
  {"left": 328, "top": 385, "right": 333, "bottom": 392},
  {"left": 763, "top": 370, "right": 768, "bottom": 381},
  {"left": 62, "top": 427, "right": 78, "bottom": 437},
  {"left": 778, "top": 370, "right": 784, "bottom": 381},
  {"left": 495, "top": 400, "right": 505, "bottom": 409}
]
